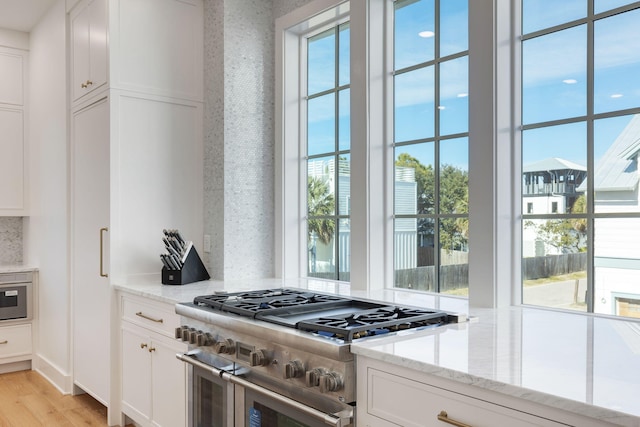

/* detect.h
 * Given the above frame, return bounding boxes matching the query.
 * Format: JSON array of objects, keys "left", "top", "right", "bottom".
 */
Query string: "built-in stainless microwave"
[{"left": 0, "top": 272, "right": 32, "bottom": 322}]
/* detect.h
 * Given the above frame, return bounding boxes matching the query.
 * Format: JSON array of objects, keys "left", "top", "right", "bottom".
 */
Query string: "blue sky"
[{"left": 306, "top": 1, "right": 640, "bottom": 174}]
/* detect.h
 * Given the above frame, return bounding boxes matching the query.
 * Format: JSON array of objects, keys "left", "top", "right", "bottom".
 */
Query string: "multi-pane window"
[
  {"left": 392, "top": 0, "right": 469, "bottom": 294},
  {"left": 521, "top": 1, "right": 640, "bottom": 318},
  {"left": 306, "top": 23, "right": 351, "bottom": 281}
]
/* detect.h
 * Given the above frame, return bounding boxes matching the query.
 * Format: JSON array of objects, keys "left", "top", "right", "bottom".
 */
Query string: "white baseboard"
[
  {"left": 32, "top": 353, "right": 73, "bottom": 394},
  {"left": 0, "top": 360, "right": 31, "bottom": 374}
]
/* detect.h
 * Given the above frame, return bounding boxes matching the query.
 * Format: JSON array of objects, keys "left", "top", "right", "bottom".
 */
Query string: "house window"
[
  {"left": 521, "top": 1, "right": 640, "bottom": 318},
  {"left": 392, "top": 0, "right": 469, "bottom": 294},
  {"left": 306, "top": 23, "right": 351, "bottom": 281}
]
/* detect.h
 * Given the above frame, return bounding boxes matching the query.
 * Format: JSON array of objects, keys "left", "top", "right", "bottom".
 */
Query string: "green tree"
[
  {"left": 394, "top": 153, "right": 469, "bottom": 251},
  {"left": 395, "top": 153, "right": 434, "bottom": 214},
  {"left": 307, "top": 176, "right": 335, "bottom": 245}
]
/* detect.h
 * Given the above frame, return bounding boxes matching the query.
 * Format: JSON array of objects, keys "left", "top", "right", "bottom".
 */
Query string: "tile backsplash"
[{"left": 0, "top": 217, "right": 22, "bottom": 265}]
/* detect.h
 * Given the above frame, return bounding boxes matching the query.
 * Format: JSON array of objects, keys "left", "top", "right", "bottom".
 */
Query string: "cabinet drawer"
[
  {"left": 367, "top": 368, "right": 565, "bottom": 427},
  {"left": 122, "top": 295, "right": 180, "bottom": 337},
  {"left": 0, "top": 324, "right": 32, "bottom": 359}
]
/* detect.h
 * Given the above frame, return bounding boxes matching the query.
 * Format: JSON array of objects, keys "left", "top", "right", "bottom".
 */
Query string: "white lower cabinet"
[
  {"left": 357, "top": 356, "right": 610, "bottom": 427},
  {"left": 0, "top": 324, "right": 32, "bottom": 364},
  {"left": 121, "top": 295, "right": 187, "bottom": 427}
]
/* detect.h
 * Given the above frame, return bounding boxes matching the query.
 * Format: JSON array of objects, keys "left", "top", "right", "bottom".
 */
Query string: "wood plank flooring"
[{"left": 0, "top": 369, "right": 117, "bottom": 427}]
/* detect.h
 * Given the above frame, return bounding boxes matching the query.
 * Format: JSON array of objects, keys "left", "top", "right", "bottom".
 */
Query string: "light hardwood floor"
[{"left": 0, "top": 369, "right": 122, "bottom": 427}]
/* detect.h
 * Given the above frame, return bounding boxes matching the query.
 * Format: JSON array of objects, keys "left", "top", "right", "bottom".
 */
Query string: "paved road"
[{"left": 523, "top": 279, "right": 587, "bottom": 311}]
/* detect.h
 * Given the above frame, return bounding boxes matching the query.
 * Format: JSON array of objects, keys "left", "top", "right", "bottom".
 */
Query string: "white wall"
[
  {"left": 202, "top": 0, "right": 314, "bottom": 280},
  {"left": 0, "top": 28, "right": 29, "bottom": 49},
  {"left": 24, "top": 0, "right": 71, "bottom": 393}
]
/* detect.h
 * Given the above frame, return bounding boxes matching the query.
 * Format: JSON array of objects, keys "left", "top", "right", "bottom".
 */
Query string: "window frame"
[
  {"left": 518, "top": 1, "right": 640, "bottom": 315},
  {"left": 276, "top": 0, "right": 516, "bottom": 308}
]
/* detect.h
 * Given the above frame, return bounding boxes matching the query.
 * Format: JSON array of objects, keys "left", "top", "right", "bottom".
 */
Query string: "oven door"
[
  {"left": 186, "top": 351, "right": 235, "bottom": 427},
  {"left": 239, "top": 385, "right": 353, "bottom": 427},
  {"left": 178, "top": 352, "right": 353, "bottom": 427}
]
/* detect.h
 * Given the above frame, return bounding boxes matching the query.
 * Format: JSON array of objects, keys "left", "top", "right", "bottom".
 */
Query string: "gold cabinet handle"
[
  {"left": 140, "top": 343, "right": 148, "bottom": 349},
  {"left": 0, "top": 340, "right": 7, "bottom": 345},
  {"left": 136, "top": 311, "right": 163, "bottom": 323},
  {"left": 148, "top": 347, "right": 156, "bottom": 353},
  {"left": 99, "top": 227, "right": 108, "bottom": 278},
  {"left": 81, "top": 82, "right": 87, "bottom": 88},
  {"left": 81, "top": 79, "right": 93, "bottom": 88},
  {"left": 437, "top": 411, "right": 472, "bottom": 427},
  {"left": 86, "top": 80, "right": 93, "bottom": 86}
]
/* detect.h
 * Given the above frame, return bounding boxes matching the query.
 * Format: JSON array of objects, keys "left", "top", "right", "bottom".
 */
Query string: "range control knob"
[
  {"left": 319, "top": 371, "right": 344, "bottom": 393},
  {"left": 284, "top": 360, "right": 304, "bottom": 379},
  {"left": 214, "top": 338, "right": 235, "bottom": 355},
  {"left": 181, "top": 327, "right": 196, "bottom": 342},
  {"left": 197, "top": 332, "right": 215, "bottom": 347},
  {"left": 188, "top": 329, "right": 202, "bottom": 344},
  {"left": 305, "top": 367, "right": 328, "bottom": 387},
  {"left": 175, "top": 326, "right": 189, "bottom": 339},
  {"left": 249, "top": 349, "right": 269, "bottom": 367}
]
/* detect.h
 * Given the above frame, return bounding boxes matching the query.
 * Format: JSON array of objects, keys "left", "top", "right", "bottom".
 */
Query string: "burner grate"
[
  {"left": 193, "top": 288, "right": 348, "bottom": 317},
  {"left": 296, "top": 307, "right": 450, "bottom": 342}
]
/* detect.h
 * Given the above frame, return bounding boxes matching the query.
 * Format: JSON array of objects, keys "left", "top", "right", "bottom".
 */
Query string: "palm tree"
[{"left": 307, "top": 176, "right": 335, "bottom": 245}]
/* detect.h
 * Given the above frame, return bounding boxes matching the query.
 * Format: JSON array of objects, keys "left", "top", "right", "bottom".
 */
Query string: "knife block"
[{"left": 161, "top": 243, "right": 210, "bottom": 285}]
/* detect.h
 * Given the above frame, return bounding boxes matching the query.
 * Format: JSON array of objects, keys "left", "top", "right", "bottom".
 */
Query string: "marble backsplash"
[{"left": 0, "top": 217, "right": 22, "bottom": 265}]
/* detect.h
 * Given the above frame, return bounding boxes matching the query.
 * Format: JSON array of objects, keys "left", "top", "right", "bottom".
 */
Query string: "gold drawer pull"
[
  {"left": 136, "top": 312, "right": 163, "bottom": 323},
  {"left": 437, "top": 411, "right": 472, "bottom": 427},
  {"left": 149, "top": 347, "right": 156, "bottom": 353},
  {"left": 140, "top": 343, "right": 148, "bottom": 349},
  {"left": 99, "top": 227, "right": 108, "bottom": 278},
  {"left": 0, "top": 340, "right": 7, "bottom": 345}
]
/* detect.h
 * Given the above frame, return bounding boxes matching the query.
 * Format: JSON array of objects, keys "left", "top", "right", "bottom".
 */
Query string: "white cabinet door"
[
  {"left": 72, "top": 96, "right": 110, "bottom": 405},
  {"left": 120, "top": 294, "right": 187, "bottom": 427},
  {"left": 122, "top": 326, "right": 152, "bottom": 423},
  {"left": 71, "top": 0, "right": 108, "bottom": 102},
  {"left": 151, "top": 335, "right": 187, "bottom": 427},
  {"left": 363, "top": 368, "right": 564, "bottom": 427},
  {"left": 0, "top": 49, "right": 25, "bottom": 105},
  {"left": 357, "top": 357, "right": 575, "bottom": 427},
  {"left": 0, "top": 108, "right": 24, "bottom": 212}
]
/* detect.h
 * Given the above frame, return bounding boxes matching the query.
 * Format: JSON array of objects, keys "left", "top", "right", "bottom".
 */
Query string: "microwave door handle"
[{"left": 176, "top": 353, "right": 352, "bottom": 427}]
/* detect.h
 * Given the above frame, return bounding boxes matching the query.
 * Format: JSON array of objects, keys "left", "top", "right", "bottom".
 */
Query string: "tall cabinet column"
[{"left": 68, "top": 0, "right": 203, "bottom": 424}]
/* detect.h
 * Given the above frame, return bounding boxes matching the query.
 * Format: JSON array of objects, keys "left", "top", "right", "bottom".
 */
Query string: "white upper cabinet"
[
  {"left": 0, "top": 47, "right": 27, "bottom": 216},
  {"left": 0, "top": 50, "right": 24, "bottom": 106},
  {"left": 110, "top": 0, "right": 203, "bottom": 101},
  {"left": 70, "top": 0, "right": 108, "bottom": 103}
]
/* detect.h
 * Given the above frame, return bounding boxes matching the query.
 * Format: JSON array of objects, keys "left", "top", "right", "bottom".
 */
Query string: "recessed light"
[
  {"left": 457, "top": 93, "right": 468, "bottom": 98},
  {"left": 562, "top": 79, "right": 577, "bottom": 84},
  {"left": 418, "top": 30, "right": 435, "bottom": 38},
  {"left": 611, "top": 93, "right": 623, "bottom": 98}
]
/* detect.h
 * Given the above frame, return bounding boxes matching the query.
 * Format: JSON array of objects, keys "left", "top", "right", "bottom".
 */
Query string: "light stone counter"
[
  {"left": 351, "top": 306, "right": 640, "bottom": 427},
  {"left": 112, "top": 276, "right": 354, "bottom": 305},
  {"left": 0, "top": 265, "right": 38, "bottom": 274},
  {"left": 114, "top": 278, "right": 640, "bottom": 426}
]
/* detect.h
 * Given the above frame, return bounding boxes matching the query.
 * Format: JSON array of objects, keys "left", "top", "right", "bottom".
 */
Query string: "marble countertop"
[
  {"left": 114, "top": 277, "right": 640, "bottom": 426},
  {"left": 351, "top": 306, "right": 640, "bottom": 427},
  {"left": 0, "top": 265, "right": 38, "bottom": 274}
]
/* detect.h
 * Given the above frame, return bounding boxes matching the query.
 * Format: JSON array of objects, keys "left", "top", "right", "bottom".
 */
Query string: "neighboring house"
[
  {"left": 522, "top": 157, "right": 587, "bottom": 257},
  {"left": 307, "top": 159, "right": 418, "bottom": 274},
  {"left": 580, "top": 114, "right": 640, "bottom": 316}
]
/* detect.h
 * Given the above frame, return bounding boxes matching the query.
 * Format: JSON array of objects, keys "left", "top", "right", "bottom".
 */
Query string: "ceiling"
[{"left": 0, "top": 0, "right": 57, "bottom": 32}]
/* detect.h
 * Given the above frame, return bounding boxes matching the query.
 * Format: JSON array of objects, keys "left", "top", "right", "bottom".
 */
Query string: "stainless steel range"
[{"left": 175, "top": 288, "right": 464, "bottom": 427}]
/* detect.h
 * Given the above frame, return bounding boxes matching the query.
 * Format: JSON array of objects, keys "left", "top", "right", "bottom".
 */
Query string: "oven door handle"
[{"left": 177, "top": 352, "right": 353, "bottom": 427}]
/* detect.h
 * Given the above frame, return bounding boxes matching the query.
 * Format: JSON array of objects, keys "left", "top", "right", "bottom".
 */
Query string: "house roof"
[
  {"left": 583, "top": 114, "right": 640, "bottom": 192},
  {"left": 523, "top": 157, "right": 586, "bottom": 173}
]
